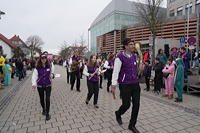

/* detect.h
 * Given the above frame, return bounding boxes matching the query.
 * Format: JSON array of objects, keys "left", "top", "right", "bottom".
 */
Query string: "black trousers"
[
  {"left": 37, "top": 86, "right": 52, "bottom": 114},
  {"left": 154, "top": 77, "right": 162, "bottom": 92},
  {"left": 66, "top": 68, "right": 70, "bottom": 84},
  {"left": 107, "top": 70, "right": 113, "bottom": 92},
  {"left": 86, "top": 80, "right": 99, "bottom": 105},
  {"left": 145, "top": 76, "right": 150, "bottom": 91},
  {"left": 116, "top": 83, "right": 141, "bottom": 127},
  {"left": 70, "top": 71, "right": 80, "bottom": 91},
  {"left": 99, "top": 75, "right": 103, "bottom": 88}
]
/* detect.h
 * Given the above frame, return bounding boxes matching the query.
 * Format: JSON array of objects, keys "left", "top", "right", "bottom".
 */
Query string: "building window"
[
  {"left": 196, "top": 0, "right": 200, "bottom": 14},
  {"left": 177, "top": 7, "right": 183, "bottom": 16},
  {"left": 169, "top": 9, "right": 175, "bottom": 17},
  {"left": 185, "top": 3, "right": 192, "bottom": 15}
]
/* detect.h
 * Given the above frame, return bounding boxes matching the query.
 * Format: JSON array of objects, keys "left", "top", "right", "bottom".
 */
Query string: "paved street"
[{"left": 0, "top": 66, "right": 200, "bottom": 133}]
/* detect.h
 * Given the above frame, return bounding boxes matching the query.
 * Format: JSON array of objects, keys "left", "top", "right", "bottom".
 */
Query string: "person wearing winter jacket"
[{"left": 143, "top": 60, "right": 152, "bottom": 91}]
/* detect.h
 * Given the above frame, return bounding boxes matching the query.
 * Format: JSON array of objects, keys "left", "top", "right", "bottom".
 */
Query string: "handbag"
[{"left": 163, "top": 73, "right": 170, "bottom": 78}]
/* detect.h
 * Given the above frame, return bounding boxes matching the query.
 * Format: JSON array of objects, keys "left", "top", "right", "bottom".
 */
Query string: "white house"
[{"left": 0, "top": 34, "right": 16, "bottom": 59}]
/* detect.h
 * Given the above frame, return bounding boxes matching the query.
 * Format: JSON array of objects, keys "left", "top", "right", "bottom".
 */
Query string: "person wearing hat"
[
  {"left": 170, "top": 47, "right": 178, "bottom": 60},
  {"left": 111, "top": 38, "right": 141, "bottom": 133},
  {"left": 32, "top": 53, "right": 54, "bottom": 121}
]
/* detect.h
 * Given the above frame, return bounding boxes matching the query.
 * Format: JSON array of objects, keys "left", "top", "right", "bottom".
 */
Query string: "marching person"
[
  {"left": 83, "top": 55, "right": 106, "bottom": 108},
  {"left": 104, "top": 54, "right": 115, "bottom": 92},
  {"left": 69, "top": 50, "right": 81, "bottom": 92},
  {"left": 97, "top": 56, "right": 104, "bottom": 89},
  {"left": 32, "top": 53, "right": 55, "bottom": 121},
  {"left": 65, "top": 56, "right": 71, "bottom": 84},
  {"left": 112, "top": 38, "right": 141, "bottom": 133}
]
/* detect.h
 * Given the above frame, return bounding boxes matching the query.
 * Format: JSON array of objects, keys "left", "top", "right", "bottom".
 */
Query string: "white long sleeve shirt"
[
  {"left": 32, "top": 65, "right": 54, "bottom": 87},
  {"left": 83, "top": 65, "right": 107, "bottom": 77},
  {"left": 112, "top": 53, "right": 132, "bottom": 87},
  {"left": 104, "top": 61, "right": 111, "bottom": 69}
]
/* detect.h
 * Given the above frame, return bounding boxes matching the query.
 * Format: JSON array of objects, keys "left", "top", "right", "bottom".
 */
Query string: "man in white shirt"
[{"left": 112, "top": 38, "right": 141, "bottom": 133}]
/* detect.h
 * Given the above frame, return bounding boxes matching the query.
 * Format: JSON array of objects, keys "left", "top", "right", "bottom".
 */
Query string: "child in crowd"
[{"left": 143, "top": 60, "right": 152, "bottom": 91}]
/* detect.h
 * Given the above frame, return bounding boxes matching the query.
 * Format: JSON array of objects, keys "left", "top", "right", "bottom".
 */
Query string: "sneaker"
[
  {"left": 128, "top": 125, "right": 140, "bottom": 133},
  {"left": 174, "top": 98, "right": 183, "bottom": 102},
  {"left": 46, "top": 114, "right": 51, "bottom": 121},
  {"left": 115, "top": 111, "right": 122, "bottom": 125}
]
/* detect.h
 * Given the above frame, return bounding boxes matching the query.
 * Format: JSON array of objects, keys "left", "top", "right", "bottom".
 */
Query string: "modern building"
[
  {"left": 167, "top": 0, "right": 200, "bottom": 19},
  {"left": 0, "top": 34, "right": 17, "bottom": 59},
  {"left": 89, "top": 0, "right": 141, "bottom": 53},
  {"left": 98, "top": 18, "right": 198, "bottom": 54}
]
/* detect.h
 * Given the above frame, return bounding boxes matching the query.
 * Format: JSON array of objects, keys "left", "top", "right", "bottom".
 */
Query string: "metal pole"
[{"left": 187, "top": 0, "right": 191, "bottom": 42}]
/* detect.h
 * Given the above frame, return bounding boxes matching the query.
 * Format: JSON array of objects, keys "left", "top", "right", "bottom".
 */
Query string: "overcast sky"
[{"left": 0, "top": 0, "right": 166, "bottom": 54}]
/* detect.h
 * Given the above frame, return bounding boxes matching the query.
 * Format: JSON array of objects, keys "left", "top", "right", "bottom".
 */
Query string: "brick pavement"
[{"left": 0, "top": 66, "right": 200, "bottom": 133}]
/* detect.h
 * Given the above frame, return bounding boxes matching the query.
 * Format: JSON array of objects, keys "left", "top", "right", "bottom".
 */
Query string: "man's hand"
[
  {"left": 32, "top": 85, "right": 37, "bottom": 91},
  {"left": 50, "top": 73, "right": 55, "bottom": 79},
  {"left": 111, "top": 86, "right": 116, "bottom": 99}
]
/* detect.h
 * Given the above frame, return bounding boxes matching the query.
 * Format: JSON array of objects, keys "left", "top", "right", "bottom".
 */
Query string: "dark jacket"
[
  {"left": 154, "top": 62, "right": 163, "bottom": 79},
  {"left": 143, "top": 64, "right": 152, "bottom": 77}
]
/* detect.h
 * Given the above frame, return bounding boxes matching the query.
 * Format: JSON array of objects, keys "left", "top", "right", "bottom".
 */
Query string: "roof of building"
[
  {"left": 0, "top": 34, "right": 17, "bottom": 49},
  {"left": 10, "top": 35, "right": 26, "bottom": 45},
  {"left": 89, "top": 0, "right": 138, "bottom": 29}
]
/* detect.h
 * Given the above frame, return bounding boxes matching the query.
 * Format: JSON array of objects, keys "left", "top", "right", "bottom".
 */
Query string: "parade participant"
[
  {"left": 3, "top": 60, "right": 12, "bottom": 86},
  {"left": 143, "top": 60, "right": 152, "bottom": 91},
  {"left": 112, "top": 38, "right": 141, "bottom": 133},
  {"left": 97, "top": 56, "right": 104, "bottom": 89},
  {"left": 65, "top": 56, "right": 71, "bottom": 84},
  {"left": 156, "top": 49, "right": 167, "bottom": 65},
  {"left": 104, "top": 54, "right": 114, "bottom": 92},
  {"left": 153, "top": 58, "right": 163, "bottom": 95},
  {"left": 162, "top": 57, "right": 175, "bottom": 99},
  {"left": 69, "top": 49, "right": 81, "bottom": 92},
  {"left": 170, "top": 47, "right": 178, "bottom": 60},
  {"left": 0, "top": 56, "right": 5, "bottom": 88},
  {"left": 179, "top": 47, "right": 191, "bottom": 80},
  {"left": 32, "top": 53, "right": 54, "bottom": 121},
  {"left": 174, "top": 58, "right": 184, "bottom": 102},
  {"left": 83, "top": 55, "right": 106, "bottom": 108}
]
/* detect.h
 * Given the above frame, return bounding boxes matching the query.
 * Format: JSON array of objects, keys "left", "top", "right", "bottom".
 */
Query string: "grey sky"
[{"left": 0, "top": 0, "right": 166, "bottom": 54}]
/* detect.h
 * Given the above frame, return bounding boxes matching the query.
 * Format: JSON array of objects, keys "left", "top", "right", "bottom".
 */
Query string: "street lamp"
[{"left": 0, "top": 10, "right": 5, "bottom": 19}]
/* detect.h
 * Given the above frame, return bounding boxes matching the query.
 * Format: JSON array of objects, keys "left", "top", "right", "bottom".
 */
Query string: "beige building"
[{"left": 167, "top": 0, "right": 200, "bottom": 19}]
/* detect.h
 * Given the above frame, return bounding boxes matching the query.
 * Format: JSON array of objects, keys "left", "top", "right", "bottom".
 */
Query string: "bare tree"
[
  {"left": 79, "top": 34, "right": 86, "bottom": 46},
  {"left": 136, "top": 0, "right": 165, "bottom": 60},
  {"left": 26, "top": 35, "right": 44, "bottom": 59}
]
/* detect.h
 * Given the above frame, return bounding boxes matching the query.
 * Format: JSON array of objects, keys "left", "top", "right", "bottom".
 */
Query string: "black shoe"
[
  {"left": 94, "top": 105, "right": 99, "bottom": 108},
  {"left": 115, "top": 111, "right": 122, "bottom": 125},
  {"left": 174, "top": 98, "right": 183, "bottom": 102},
  {"left": 42, "top": 110, "right": 46, "bottom": 116},
  {"left": 46, "top": 114, "right": 51, "bottom": 121},
  {"left": 128, "top": 125, "right": 140, "bottom": 133},
  {"left": 85, "top": 100, "right": 89, "bottom": 105},
  {"left": 77, "top": 90, "right": 81, "bottom": 92}
]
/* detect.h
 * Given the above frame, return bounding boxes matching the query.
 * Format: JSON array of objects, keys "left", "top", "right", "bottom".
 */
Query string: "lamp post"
[{"left": 0, "top": 10, "right": 5, "bottom": 19}]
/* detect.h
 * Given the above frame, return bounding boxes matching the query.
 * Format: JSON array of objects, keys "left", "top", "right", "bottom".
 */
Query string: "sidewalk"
[{"left": 0, "top": 66, "right": 199, "bottom": 133}]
